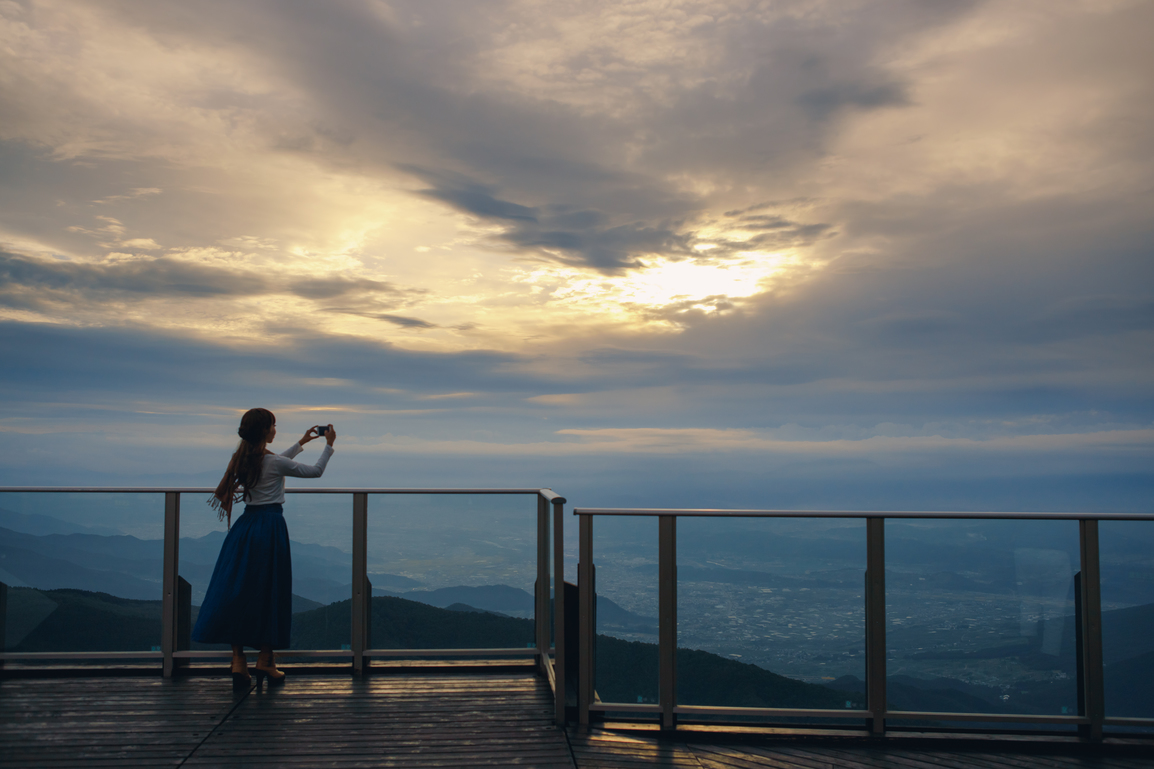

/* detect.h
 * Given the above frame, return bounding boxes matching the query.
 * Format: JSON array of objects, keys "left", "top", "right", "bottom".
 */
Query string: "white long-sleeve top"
[{"left": 244, "top": 442, "right": 335, "bottom": 506}]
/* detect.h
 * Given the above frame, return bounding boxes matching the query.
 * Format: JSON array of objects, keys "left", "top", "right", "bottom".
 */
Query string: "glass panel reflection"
[
  {"left": 593, "top": 516, "right": 659, "bottom": 707},
  {"left": 675, "top": 517, "right": 866, "bottom": 715},
  {"left": 1099, "top": 519, "right": 1154, "bottom": 723},
  {"left": 885, "top": 519, "right": 1079, "bottom": 720},
  {"left": 0, "top": 492, "right": 164, "bottom": 653},
  {"left": 366, "top": 494, "right": 537, "bottom": 651}
]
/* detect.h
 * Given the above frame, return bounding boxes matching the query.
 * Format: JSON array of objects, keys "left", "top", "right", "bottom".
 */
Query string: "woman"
[{"left": 193, "top": 407, "right": 337, "bottom": 688}]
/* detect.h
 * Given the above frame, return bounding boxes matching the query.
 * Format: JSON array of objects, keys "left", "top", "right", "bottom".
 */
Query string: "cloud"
[
  {"left": 404, "top": 165, "right": 694, "bottom": 272},
  {"left": 413, "top": 171, "right": 538, "bottom": 223},
  {"left": 287, "top": 276, "right": 415, "bottom": 301},
  {"left": 93, "top": 187, "right": 162, "bottom": 205},
  {"left": 375, "top": 314, "right": 437, "bottom": 329},
  {"left": 0, "top": 249, "right": 269, "bottom": 302},
  {"left": 0, "top": 320, "right": 526, "bottom": 399},
  {"left": 551, "top": 427, "right": 1154, "bottom": 456}
]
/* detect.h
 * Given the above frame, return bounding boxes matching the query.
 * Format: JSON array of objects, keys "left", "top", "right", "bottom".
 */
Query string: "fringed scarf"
[
  {"left": 209, "top": 422, "right": 269, "bottom": 528},
  {"left": 209, "top": 454, "right": 245, "bottom": 529}
]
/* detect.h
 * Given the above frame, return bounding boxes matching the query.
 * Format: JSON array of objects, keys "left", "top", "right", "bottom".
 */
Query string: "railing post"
[
  {"left": 865, "top": 516, "right": 886, "bottom": 735},
  {"left": 578, "top": 513, "right": 596, "bottom": 725},
  {"left": 351, "top": 492, "right": 369, "bottom": 676},
  {"left": 552, "top": 496, "right": 568, "bottom": 726},
  {"left": 536, "top": 493, "right": 551, "bottom": 673},
  {"left": 0, "top": 580, "right": 7, "bottom": 668},
  {"left": 161, "top": 492, "right": 180, "bottom": 678},
  {"left": 174, "top": 576, "right": 191, "bottom": 672},
  {"left": 658, "top": 515, "right": 678, "bottom": 731},
  {"left": 1078, "top": 519, "right": 1105, "bottom": 741}
]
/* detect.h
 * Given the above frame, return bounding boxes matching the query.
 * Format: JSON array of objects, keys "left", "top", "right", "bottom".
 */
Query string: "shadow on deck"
[{"left": 1, "top": 666, "right": 1149, "bottom": 768}]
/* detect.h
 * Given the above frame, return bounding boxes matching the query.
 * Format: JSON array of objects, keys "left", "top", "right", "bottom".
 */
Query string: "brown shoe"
[
  {"left": 231, "top": 654, "right": 251, "bottom": 690},
  {"left": 254, "top": 651, "right": 285, "bottom": 685}
]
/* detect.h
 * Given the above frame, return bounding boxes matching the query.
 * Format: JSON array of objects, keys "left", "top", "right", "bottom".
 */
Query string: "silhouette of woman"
[{"left": 193, "top": 408, "right": 336, "bottom": 688}]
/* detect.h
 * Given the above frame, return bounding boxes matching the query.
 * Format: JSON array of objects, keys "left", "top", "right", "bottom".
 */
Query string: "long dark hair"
[{"left": 210, "top": 408, "right": 275, "bottom": 527}]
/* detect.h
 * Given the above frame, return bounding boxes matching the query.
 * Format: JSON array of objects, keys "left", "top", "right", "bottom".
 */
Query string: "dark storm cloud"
[
  {"left": 0, "top": 251, "right": 424, "bottom": 313},
  {"left": 411, "top": 171, "right": 538, "bottom": 223},
  {"left": 406, "top": 166, "right": 692, "bottom": 271},
  {"left": 795, "top": 80, "right": 909, "bottom": 121},
  {"left": 0, "top": 249, "right": 268, "bottom": 302},
  {"left": 374, "top": 314, "right": 437, "bottom": 329},
  {"left": 286, "top": 276, "right": 417, "bottom": 301},
  {"left": 504, "top": 220, "right": 690, "bottom": 272},
  {"left": 0, "top": 321, "right": 526, "bottom": 400}
]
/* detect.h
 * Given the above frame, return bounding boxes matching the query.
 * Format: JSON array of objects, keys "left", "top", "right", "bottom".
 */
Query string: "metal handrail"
[
  {"left": 0, "top": 487, "right": 560, "bottom": 494},
  {"left": 577, "top": 507, "right": 1154, "bottom": 520},
  {"left": 573, "top": 506, "right": 1154, "bottom": 740},
  {"left": 0, "top": 486, "right": 568, "bottom": 711}
]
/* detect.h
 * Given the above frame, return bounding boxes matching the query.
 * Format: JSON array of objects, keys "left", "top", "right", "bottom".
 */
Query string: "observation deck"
[{"left": 1, "top": 487, "right": 1151, "bottom": 767}]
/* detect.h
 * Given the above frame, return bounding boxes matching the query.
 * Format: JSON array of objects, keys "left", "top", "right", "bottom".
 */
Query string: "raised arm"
[
  {"left": 270, "top": 444, "right": 335, "bottom": 479},
  {"left": 280, "top": 424, "right": 335, "bottom": 458}
]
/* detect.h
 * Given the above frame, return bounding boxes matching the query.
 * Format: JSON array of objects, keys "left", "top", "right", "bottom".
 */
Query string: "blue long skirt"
[{"left": 191, "top": 503, "right": 292, "bottom": 649}]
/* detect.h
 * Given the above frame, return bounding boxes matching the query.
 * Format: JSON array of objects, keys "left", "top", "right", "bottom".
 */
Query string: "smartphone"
[{"left": 317, "top": 425, "right": 329, "bottom": 435}]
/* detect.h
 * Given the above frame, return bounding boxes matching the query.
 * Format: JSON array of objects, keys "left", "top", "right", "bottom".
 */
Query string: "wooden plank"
[
  {"left": 689, "top": 744, "right": 800, "bottom": 769},
  {"left": 5, "top": 672, "right": 1150, "bottom": 769},
  {"left": 179, "top": 673, "right": 574, "bottom": 768},
  {"left": 566, "top": 730, "right": 706, "bottom": 768},
  {"left": 0, "top": 675, "right": 240, "bottom": 769},
  {"left": 698, "top": 744, "right": 823, "bottom": 769},
  {"left": 773, "top": 745, "right": 933, "bottom": 769}
]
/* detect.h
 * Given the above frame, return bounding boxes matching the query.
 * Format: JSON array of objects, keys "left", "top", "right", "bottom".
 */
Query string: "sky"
[{"left": 1, "top": 0, "right": 1152, "bottom": 513}]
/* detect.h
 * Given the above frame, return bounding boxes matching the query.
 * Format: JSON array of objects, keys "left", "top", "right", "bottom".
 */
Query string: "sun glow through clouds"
[{"left": 512, "top": 250, "right": 800, "bottom": 330}]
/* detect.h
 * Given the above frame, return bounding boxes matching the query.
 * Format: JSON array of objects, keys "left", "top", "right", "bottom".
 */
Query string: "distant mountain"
[
  {"left": 399, "top": 584, "right": 656, "bottom": 631},
  {"left": 5, "top": 587, "right": 335, "bottom": 651},
  {"left": 5, "top": 588, "right": 163, "bottom": 652},
  {"left": 403, "top": 584, "right": 535, "bottom": 615},
  {"left": 1105, "top": 651, "right": 1154, "bottom": 718},
  {"left": 179, "top": 530, "right": 355, "bottom": 573},
  {"left": 0, "top": 537, "right": 162, "bottom": 600},
  {"left": 291, "top": 595, "right": 536, "bottom": 651},
  {"left": 0, "top": 507, "right": 124, "bottom": 536},
  {"left": 445, "top": 603, "right": 509, "bottom": 616},
  {"left": 595, "top": 636, "right": 859, "bottom": 710},
  {"left": 292, "top": 594, "right": 325, "bottom": 614},
  {"left": 0, "top": 526, "right": 414, "bottom": 607},
  {"left": 595, "top": 596, "right": 657, "bottom": 634},
  {"left": 368, "top": 572, "right": 423, "bottom": 590}
]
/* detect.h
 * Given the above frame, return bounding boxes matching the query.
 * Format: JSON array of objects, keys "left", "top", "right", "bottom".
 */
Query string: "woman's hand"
[
  {"left": 324, "top": 424, "right": 337, "bottom": 446},
  {"left": 300, "top": 426, "right": 321, "bottom": 445}
]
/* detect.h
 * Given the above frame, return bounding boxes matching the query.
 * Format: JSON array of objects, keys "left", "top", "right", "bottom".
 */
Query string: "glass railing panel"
[
  {"left": 0, "top": 491, "right": 165, "bottom": 655},
  {"left": 592, "top": 515, "right": 659, "bottom": 709},
  {"left": 885, "top": 519, "right": 1079, "bottom": 723},
  {"left": 675, "top": 517, "right": 866, "bottom": 718},
  {"left": 366, "top": 494, "right": 537, "bottom": 652},
  {"left": 1099, "top": 518, "right": 1154, "bottom": 725},
  {"left": 272, "top": 493, "right": 351, "bottom": 656}
]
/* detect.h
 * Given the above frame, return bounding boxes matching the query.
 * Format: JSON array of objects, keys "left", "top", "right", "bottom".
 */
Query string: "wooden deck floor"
[
  {"left": 1, "top": 671, "right": 1148, "bottom": 769},
  {"left": 565, "top": 727, "right": 1152, "bottom": 769},
  {"left": 0, "top": 670, "right": 573, "bottom": 768}
]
